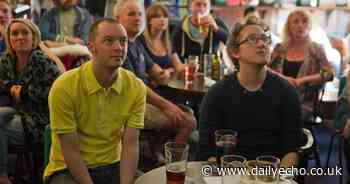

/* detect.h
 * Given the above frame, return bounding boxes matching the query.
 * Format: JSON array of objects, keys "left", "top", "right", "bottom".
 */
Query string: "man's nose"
[
  {"left": 112, "top": 41, "right": 123, "bottom": 50},
  {"left": 257, "top": 38, "right": 268, "bottom": 47}
]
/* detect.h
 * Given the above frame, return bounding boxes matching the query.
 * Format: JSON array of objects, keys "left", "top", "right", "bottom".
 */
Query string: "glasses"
[{"left": 238, "top": 33, "right": 272, "bottom": 46}]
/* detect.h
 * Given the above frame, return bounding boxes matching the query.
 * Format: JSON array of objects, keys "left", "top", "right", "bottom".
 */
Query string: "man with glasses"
[{"left": 198, "top": 19, "right": 303, "bottom": 168}]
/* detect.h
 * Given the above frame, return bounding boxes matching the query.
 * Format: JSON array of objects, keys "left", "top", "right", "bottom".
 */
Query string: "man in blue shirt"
[
  {"left": 113, "top": 0, "right": 197, "bottom": 147},
  {"left": 39, "top": 0, "right": 91, "bottom": 45}
]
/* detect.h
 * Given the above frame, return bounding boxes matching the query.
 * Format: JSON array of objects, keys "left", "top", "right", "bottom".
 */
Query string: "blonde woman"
[
  {"left": 0, "top": 19, "right": 60, "bottom": 184},
  {"left": 269, "top": 9, "right": 334, "bottom": 119},
  {"left": 138, "top": 4, "right": 185, "bottom": 76}
]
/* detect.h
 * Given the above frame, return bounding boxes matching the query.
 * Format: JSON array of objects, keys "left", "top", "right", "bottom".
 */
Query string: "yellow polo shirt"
[{"left": 43, "top": 61, "right": 146, "bottom": 181}]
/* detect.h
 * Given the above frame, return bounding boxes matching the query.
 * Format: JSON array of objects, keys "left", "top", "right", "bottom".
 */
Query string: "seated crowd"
[{"left": 0, "top": 0, "right": 348, "bottom": 184}]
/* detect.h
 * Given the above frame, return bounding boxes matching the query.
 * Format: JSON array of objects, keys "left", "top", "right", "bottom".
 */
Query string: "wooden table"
[
  {"left": 135, "top": 162, "right": 297, "bottom": 184},
  {"left": 168, "top": 73, "right": 209, "bottom": 94},
  {"left": 164, "top": 73, "right": 214, "bottom": 105}
]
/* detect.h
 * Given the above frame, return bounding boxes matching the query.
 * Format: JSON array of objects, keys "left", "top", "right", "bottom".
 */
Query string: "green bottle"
[{"left": 211, "top": 54, "right": 221, "bottom": 81}]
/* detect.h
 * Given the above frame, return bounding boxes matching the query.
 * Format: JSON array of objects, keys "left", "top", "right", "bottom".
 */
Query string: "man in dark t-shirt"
[{"left": 199, "top": 19, "right": 303, "bottom": 167}]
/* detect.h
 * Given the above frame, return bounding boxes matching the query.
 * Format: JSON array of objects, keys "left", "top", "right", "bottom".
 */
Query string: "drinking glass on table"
[
  {"left": 244, "top": 160, "right": 260, "bottom": 183},
  {"left": 203, "top": 54, "right": 213, "bottom": 78},
  {"left": 164, "top": 142, "right": 189, "bottom": 184},
  {"left": 221, "top": 155, "right": 246, "bottom": 184},
  {"left": 256, "top": 155, "right": 281, "bottom": 184},
  {"left": 214, "top": 129, "right": 237, "bottom": 166},
  {"left": 185, "top": 55, "right": 199, "bottom": 82}
]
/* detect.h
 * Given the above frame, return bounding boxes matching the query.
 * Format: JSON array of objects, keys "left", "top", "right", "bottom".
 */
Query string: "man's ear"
[{"left": 88, "top": 41, "right": 96, "bottom": 54}]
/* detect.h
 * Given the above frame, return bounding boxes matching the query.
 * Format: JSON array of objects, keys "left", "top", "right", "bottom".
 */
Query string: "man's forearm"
[
  {"left": 146, "top": 87, "right": 169, "bottom": 109},
  {"left": 120, "top": 140, "right": 139, "bottom": 184},
  {"left": 64, "top": 149, "right": 94, "bottom": 184},
  {"left": 60, "top": 133, "right": 94, "bottom": 184}
]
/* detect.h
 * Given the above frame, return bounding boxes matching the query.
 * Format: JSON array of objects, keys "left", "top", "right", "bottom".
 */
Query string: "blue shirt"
[
  {"left": 137, "top": 35, "right": 172, "bottom": 69},
  {"left": 39, "top": 6, "right": 91, "bottom": 43},
  {"left": 122, "top": 40, "right": 154, "bottom": 85}
]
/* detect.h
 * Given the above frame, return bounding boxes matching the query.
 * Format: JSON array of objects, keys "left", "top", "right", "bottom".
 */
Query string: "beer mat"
[
  {"left": 203, "top": 176, "right": 221, "bottom": 184},
  {"left": 204, "top": 77, "right": 216, "bottom": 87}
]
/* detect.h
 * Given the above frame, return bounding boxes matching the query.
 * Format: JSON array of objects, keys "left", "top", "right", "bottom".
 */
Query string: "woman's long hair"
[
  {"left": 282, "top": 9, "right": 312, "bottom": 46},
  {"left": 143, "top": 4, "right": 171, "bottom": 55}
]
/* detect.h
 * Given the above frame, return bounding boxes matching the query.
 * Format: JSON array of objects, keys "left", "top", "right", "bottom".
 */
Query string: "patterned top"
[
  {"left": 0, "top": 49, "right": 61, "bottom": 129},
  {"left": 269, "top": 42, "right": 334, "bottom": 106}
]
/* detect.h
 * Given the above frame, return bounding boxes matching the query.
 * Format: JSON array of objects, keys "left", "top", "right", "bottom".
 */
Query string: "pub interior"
[{"left": 0, "top": 0, "right": 350, "bottom": 184}]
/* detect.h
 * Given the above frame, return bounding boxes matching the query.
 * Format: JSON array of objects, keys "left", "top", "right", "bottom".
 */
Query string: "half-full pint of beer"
[{"left": 166, "top": 163, "right": 186, "bottom": 184}]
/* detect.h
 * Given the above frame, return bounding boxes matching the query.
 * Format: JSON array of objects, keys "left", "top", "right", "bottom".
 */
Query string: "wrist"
[{"left": 299, "top": 77, "right": 307, "bottom": 85}]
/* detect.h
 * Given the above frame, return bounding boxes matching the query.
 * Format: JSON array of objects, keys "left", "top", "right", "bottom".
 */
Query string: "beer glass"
[
  {"left": 256, "top": 155, "right": 280, "bottom": 184},
  {"left": 214, "top": 129, "right": 237, "bottom": 166},
  {"left": 221, "top": 155, "right": 246, "bottom": 184},
  {"left": 164, "top": 142, "right": 189, "bottom": 184},
  {"left": 203, "top": 54, "right": 213, "bottom": 78},
  {"left": 185, "top": 55, "right": 199, "bottom": 82},
  {"left": 244, "top": 160, "right": 260, "bottom": 183}
]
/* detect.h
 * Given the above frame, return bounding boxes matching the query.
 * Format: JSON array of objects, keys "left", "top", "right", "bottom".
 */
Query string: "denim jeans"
[
  {"left": 0, "top": 107, "right": 24, "bottom": 176},
  {"left": 48, "top": 163, "right": 120, "bottom": 184}
]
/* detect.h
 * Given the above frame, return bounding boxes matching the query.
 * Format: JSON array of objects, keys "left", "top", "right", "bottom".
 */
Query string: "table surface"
[
  {"left": 135, "top": 162, "right": 297, "bottom": 184},
  {"left": 167, "top": 73, "right": 211, "bottom": 94}
]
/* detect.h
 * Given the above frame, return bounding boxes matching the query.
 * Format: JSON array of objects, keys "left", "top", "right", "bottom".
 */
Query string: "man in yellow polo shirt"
[{"left": 43, "top": 18, "right": 146, "bottom": 184}]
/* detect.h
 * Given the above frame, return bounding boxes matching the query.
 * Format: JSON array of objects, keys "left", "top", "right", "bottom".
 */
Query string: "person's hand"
[
  {"left": 66, "top": 37, "right": 85, "bottom": 45},
  {"left": 163, "top": 102, "right": 197, "bottom": 144},
  {"left": 157, "top": 69, "right": 173, "bottom": 85},
  {"left": 294, "top": 78, "right": 306, "bottom": 87},
  {"left": 10, "top": 85, "right": 22, "bottom": 104},
  {"left": 162, "top": 102, "right": 187, "bottom": 128},
  {"left": 200, "top": 15, "right": 219, "bottom": 32},
  {"left": 284, "top": 76, "right": 297, "bottom": 87},
  {"left": 342, "top": 118, "right": 350, "bottom": 139},
  {"left": 175, "top": 109, "right": 197, "bottom": 144}
]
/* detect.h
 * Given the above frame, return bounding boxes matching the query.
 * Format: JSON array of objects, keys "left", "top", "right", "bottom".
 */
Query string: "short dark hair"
[
  {"left": 226, "top": 19, "right": 269, "bottom": 70},
  {"left": 244, "top": 6, "right": 257, "bottom": 17},
  {"left": 89, "top": 18, "right": 118, "bottom": 42}
]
